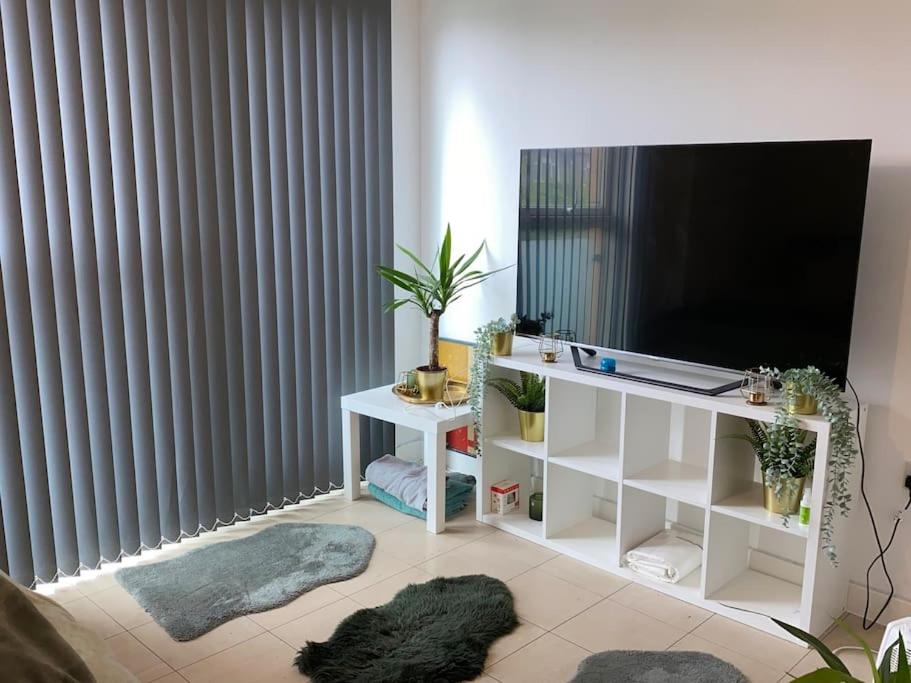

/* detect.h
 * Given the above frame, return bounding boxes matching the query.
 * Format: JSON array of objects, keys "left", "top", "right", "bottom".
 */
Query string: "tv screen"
[{"left": 515, "top": 140, "right": 871, "bottom": 385}]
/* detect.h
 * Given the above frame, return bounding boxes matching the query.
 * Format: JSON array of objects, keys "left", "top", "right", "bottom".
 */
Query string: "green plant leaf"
[
  {"left": 395, "top": 243, "right": 435, "bottom": 279},
  {"left": 832, "top": 616, "right": 879, "bottom": 682},
  {"left": 791, "top": 669, "right": 864, "bottom": 683},
  {"left": 772, "top": 619, "right": 851, "bottom": 675},
  {"left": 439, "top": 224, "right": 452, "bottom": 285},
  {"left": 898, "top": 635, "right": 909, "bottom": 683}
]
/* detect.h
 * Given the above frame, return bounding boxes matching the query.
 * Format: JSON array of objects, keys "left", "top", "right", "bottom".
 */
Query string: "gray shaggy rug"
[
  {"left": 571, "top": 650, "right": 747, "bottom": 682},
  {"left": 116, "top": 522, "right": 374, "bottom": 641},
  {"left": 295, "top": 574, "right": 518, "bottom": 682}
]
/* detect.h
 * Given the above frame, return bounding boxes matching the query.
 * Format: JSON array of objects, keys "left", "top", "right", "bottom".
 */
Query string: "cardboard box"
[{"left": 490, "top": 480, "right": 520, "bottom": 514}]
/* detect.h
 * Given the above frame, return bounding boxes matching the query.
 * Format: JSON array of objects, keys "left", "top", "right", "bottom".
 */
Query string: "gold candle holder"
[
  {"left": 538, "top": 334, "right": 564, "bottom": 363},
  {"left": 740, "top": 368, "right": 773, "bottom": 406}
]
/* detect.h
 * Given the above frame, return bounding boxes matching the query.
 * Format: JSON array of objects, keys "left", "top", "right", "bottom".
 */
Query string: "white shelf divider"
[
  {"left": 712, "top": 483, "right": 807, "bottom": 538},
  {"left": 548, "top": 517, "right": 618, "bottom": 567},
  {"left": 486, "top": 434, "right": 545, "bottom": 461},
  {"left": 708, "top": 568, "right": 803, "bottom": 624},
  {"left": 549, "top": 442, "right": 620, "bottom": 481},
  {"left": 624, "top": 460, "right": 709, "bottom": 507},
  {"left": 482, "top": 511, "right": 543, "bottom": 541}
]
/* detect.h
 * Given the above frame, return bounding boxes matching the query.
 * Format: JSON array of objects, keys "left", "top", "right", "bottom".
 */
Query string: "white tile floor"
[{"left": 37, "top": 490, "right": 882, "bottom": 683}]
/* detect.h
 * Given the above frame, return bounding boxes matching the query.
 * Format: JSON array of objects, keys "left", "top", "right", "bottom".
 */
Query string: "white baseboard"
[{"left": 846, "top": 582, "right": 911, "bottom": 625}]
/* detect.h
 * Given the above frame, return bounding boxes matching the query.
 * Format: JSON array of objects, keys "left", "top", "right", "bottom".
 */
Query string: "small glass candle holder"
[
  {"left": 538, "top": 333, "right": 564, "bottom": 363},
  {"left": 740, "top": 367, "right": 773, "bottom": 405}
]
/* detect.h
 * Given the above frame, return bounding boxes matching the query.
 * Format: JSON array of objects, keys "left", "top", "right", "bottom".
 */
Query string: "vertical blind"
[{"left": 0, "top": 0, "right": 394, "bottom": 587}]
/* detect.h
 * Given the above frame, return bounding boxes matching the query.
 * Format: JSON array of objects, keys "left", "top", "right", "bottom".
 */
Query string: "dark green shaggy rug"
[{"left": 295, "top": 574, "right": 518, "bottom": 682}]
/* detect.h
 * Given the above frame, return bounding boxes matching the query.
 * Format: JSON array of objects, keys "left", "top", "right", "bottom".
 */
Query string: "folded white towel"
[
  {"left": 622, "top": 529, "right": 703, "bottom": 584},
  {"left": 365, "top": 454, "right": 428, "bottom": 510}
]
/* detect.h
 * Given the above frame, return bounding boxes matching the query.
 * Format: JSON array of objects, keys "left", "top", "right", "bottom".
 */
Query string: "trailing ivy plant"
[
  {"left": 763, "top": 366, "right": 858, "bottom": 565},
  {"left": 468, "top": 316, "right": 517, "bottom": 455}
]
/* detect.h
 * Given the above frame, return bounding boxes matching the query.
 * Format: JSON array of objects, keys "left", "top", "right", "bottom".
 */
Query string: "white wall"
[
  {"left": 404, "top": 0, "right": 911, "bottom": 610},
  {"left": 391, "top": 0, "right": 423, "bottom": 376}
]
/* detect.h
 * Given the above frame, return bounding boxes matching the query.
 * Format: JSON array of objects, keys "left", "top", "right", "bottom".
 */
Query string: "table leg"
[
  {"left": 342, "top": 409, "right": 361, "bottom": 501},
  {"left": 425, "top": 430, "right": 447, "bottom": 533}
]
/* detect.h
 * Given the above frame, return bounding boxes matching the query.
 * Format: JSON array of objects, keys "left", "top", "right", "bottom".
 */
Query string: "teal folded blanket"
[{"left": 369, "top": 473, "right": 474, "bottom": 521}]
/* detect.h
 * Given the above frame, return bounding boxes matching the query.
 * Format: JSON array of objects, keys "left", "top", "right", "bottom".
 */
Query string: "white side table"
[{"left": 341, "top": 384, "right": 474, "bottom": 533}]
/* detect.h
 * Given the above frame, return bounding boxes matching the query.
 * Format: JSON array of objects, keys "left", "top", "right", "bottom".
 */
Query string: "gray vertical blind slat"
[
  {"left": 280, "top": 0, "right": 312, "bottom": 496},
  {"left": 30, "top": 0, "right": 101, "bottom": 569},
  {"left": 0, "top": 0, "right": 392, "bottom": 586},
  {"left": 315, "top": 0, "right": 343, "bottom": 484},
  {"left": 124, "top": 0, "right": 181, "bottom": 543},
  {"left": 169, "top": 0, "right": 216, "bottom": 531},
  {"left": 226, "top": 0, "right": 266, "bottom": 511},
  {"left": 0, "top": 61, "right": 35, "bottom": 577},
  {"left": 3, "top": 0, "right": 79, "bottom": 574},
  {"left": 332, "top": 1, "right": 354, "bottom": 401},
  {"left": 99, "top": 0, "right": 162, "bottom": 549},
  {"left": 264, "top": 0, "right": 299, "bottom": 503},
  {"left": 361, "top": 1, "right": 381, "bottom": 467},
  {"left": 147, "top": 0, "right": 199, "bottom": 536},
  {"left": 75, "top": 0, "right": 141, "bottom": 557},
  {"left": 245, "top": 0, "right": 282, "bottom": 505},
  {"left": 207, "top": 0, "right": 249, "bottom": 514},
  {"left": 346, "top": 3, "right": 366, "bottom": 392},
  {"left": 300, "top": 0, "right": 328, "bottom": 489},
  {"left": 51, "top": 0, "right": 122, "bottom": 564},
  {"left": 187, "top": 0, "right": 233, "bottom": 524}
]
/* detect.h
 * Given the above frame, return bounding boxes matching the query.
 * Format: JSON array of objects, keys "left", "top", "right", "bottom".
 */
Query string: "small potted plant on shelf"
[
  {"left": 487, "top": 371, "right": 546, "bottom": 442},
  {"left": 723, "top": 419, "right": 816, "bottom": 514},
  {"left": 763, "top": 365, "right": 858, "bottom": 564},
  {"left": 377, "top": 225, "right": 509, "bottom": 401},
  {"left": 468, "top": 316, "right": 519, "bottom": 455},
  {"left": 491, "top": 317, "right": 517, "bottom": 357}
]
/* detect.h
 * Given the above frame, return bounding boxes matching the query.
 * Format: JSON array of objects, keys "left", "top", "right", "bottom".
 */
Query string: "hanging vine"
[
  {"left": 468, "top": 316, "right": 517, "bottom": 456},
  {"left": 764, "top": 366, "right": 858, "bottom": 565}
]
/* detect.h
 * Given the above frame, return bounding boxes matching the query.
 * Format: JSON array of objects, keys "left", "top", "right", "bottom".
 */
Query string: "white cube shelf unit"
[{"left": 478, "top": 341, "right": 859, "bottom": 644}]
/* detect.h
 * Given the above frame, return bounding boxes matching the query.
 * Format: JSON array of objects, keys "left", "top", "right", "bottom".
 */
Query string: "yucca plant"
[
  {"left": 376, "top": 224, "right": 508, "bottom": 371},
  {"left": 774, "top": 617, "right": 909, "bottom": 683},
  {"left": 487, "top": 372, "right": 546, "bottom": 413}
]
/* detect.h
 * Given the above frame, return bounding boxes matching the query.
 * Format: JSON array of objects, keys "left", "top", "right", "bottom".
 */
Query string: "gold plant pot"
[
  {"left": 518, "top": 409, "right": 545, "bottom": 442},
  {"left": 786, "top": 384, "right": 817, "bottom": 415},
  {"left": 762, "top": 472, "right": 806, "bottom": 515},
  {"left": 491, "top": 331, "right": 514, "bottom": 356},
  {"left": 415, "top": 367, "right": 447, "bottom": 401}
]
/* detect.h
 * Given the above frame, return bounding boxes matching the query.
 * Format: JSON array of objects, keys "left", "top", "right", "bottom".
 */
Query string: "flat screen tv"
[{"left": 515, "top": 140, "right": 871, "bottom": 389}]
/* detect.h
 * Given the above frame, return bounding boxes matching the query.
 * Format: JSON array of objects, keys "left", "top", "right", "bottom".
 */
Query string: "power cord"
[{"left": 847, "top": 378, "right": 911, "bottom": 630}]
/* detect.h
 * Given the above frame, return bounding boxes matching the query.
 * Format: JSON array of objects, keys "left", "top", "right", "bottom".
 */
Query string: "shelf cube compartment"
[
  {"left": 618, "top": 486, "right": 706, "bottom": 596},
  {"left": 704, "top": 512, "right": 806, "bottom": 627},
  {"left": 622, "top": 396, "right": 712, "bottom": 506},
  {"left": 545, "top": 463, "right": 619, "bottom": 568},
  {"left": 481, "top": 443, "right": 545, "bottom": 540},
  {"left": 547, "top": 379, "right": 622, "bottom": 481},
  {"left": 710, "top": 414, "right": 810, "bottom": 537},
  {"left": 484, "top": 366, "right": 548, "bottom": 458}
]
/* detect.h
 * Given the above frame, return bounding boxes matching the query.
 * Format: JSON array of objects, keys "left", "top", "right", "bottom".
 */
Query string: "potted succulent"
[
  {"left": 487, "top": 372, "right": 546, "bottom": 442},
  {"left": 724, "top": 419, "right": 816, "bottom": 514},
  {"left": 763, "top": 366, "right": 858, "bottom": 564},
  {"left": 377, "top": 225, "right": 507, "bottom": 401}
]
